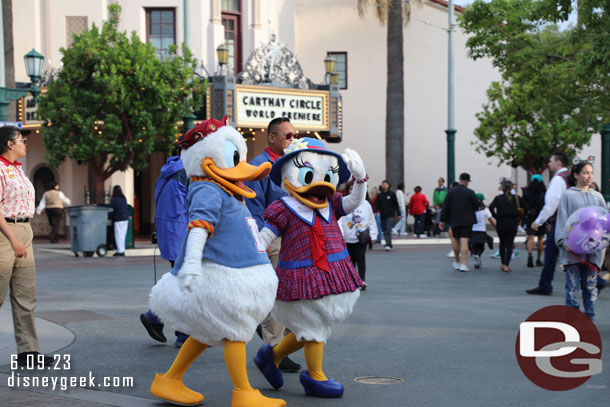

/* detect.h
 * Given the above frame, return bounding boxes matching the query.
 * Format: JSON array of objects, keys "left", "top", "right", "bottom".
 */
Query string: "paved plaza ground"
[{"left": 0, "top": 237, "right": 609, "bottom": 406}]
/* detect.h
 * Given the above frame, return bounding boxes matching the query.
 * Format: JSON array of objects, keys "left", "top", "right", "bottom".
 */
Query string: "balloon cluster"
[{"left": 565, "top": 206, "right": 610, "bottom": 254}]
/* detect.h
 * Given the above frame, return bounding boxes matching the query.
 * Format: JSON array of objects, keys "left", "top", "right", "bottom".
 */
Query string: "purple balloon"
[
  {"left": 568, "top": 224, "right": 604, "bottom": 254},
  {"left": 598, "top": 214, "right": 610, "bottom": 233},
  {"left": 578, "top": 207, "right": 598, "bottom": 230}
]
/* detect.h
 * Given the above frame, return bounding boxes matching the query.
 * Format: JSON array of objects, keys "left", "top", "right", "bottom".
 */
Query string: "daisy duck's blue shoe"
[
  {"left": 299, "top": 370, "right": 344, "bottom": 397},
  {"left": 253, "top": 343, "right": 284, "bottom": 389}
]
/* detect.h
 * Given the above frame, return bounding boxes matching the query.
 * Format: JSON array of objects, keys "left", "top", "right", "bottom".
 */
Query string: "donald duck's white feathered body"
[
  {"left": 148, "top": 118, "right": 285, "bottom": 407},
  {"left": 252, "top": 138, "right": 368, "bottom": 398}
]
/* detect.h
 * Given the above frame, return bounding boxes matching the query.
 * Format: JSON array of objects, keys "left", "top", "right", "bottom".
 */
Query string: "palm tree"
[
  {"left": 2, "top": 0, "right": 17, "bottom": 121},
  {"left": 358, "top": 0, "right": 419, "bottom": 185}
]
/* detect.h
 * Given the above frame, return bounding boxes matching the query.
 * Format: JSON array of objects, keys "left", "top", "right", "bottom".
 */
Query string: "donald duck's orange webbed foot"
[
  {"left": 232, "top": 388, "right": 286, "bottom": 407},
  {"left": 150, "top": 373, "right": 204, "bottom": 406}
]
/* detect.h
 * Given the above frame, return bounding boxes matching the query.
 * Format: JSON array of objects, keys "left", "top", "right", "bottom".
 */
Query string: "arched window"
[{"left": 33, "top": 167, "right": 55, "bottom": 206}]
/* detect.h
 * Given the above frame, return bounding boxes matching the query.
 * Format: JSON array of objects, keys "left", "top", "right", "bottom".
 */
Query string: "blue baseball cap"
[{"left": 530, "top": 174, "right": 543, "bottom": 182}]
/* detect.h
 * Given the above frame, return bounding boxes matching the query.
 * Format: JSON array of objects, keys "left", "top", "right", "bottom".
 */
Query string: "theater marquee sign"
[
  {"left": 208, "top": 37, "right": 342, "bottom": 141},
  {"left": 235, "top": 85, "right": 329, "bottom": 131}
]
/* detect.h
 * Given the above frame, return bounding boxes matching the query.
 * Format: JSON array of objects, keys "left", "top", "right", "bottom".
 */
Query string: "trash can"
[{"left": 66, "top": 205, "right": 113, "bottom": 257}]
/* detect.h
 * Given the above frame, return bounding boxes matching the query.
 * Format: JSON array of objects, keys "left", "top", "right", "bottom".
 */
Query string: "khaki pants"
[
  {"left": 261, "top": 237, "right": 289, "bottom": 346},
  {"left": 0, "top": 223, "right": 40, "bottom": 353}
]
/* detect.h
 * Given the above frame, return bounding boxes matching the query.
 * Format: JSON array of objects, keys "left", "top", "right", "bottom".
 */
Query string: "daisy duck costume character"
[
  {"left": 253, "top": 137, "right": 368, "bottom": 398},
  {"left": 148, "top": 117, "right": 286, "bottom": 407}
]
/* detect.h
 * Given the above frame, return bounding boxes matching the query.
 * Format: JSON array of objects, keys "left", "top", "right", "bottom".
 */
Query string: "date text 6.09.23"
[{"left": 11, "top": 354, "right": 71, "bottom": 371}]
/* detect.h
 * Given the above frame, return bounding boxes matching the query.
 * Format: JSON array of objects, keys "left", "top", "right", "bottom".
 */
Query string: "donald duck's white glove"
[
  {"left": 259, "top": 227, "right": 278, "bottom": 252},
  {"left": 179, "top": 227, "right": 208, "bottom": 292},
  {"left": 341, "top": 148, "right": 367, "bottom": 214}
]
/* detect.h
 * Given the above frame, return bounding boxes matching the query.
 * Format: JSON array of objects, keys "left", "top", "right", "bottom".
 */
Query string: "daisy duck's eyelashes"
[
  {"left": 323, "top": 165, "right": 340, "bottom": 184},
  {"left": 293, "top": 155, "right": 312, "bottom": 169}
]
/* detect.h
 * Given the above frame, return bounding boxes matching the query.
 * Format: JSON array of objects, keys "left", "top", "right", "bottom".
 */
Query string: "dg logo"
[{"left": 515, "top": 305, "right": 603, "bottom": 390}]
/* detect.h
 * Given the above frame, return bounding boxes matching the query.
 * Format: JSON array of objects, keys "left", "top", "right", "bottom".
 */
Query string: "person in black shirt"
[
  {"left": 373, "top": 180, "right": 400, "bottom": 251},
  {"left": 439, "top": 173, "right": 478, "bottom": 271},
  {"left": 522, "top": 175, "right": 547, "bottom": 267},
  {"left": 489, "top": 180, "right": 521, "bottom": 272},
  {"left": 109, "top": 185, "right": 129, "bottom": 257}
]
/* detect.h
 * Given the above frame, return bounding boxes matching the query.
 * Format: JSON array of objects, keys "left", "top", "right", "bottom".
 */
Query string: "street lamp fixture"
[
  {"left": 324, "top": 56, "right": 335, "bottom": 75},
  {"left": 24, "top": 49, "right": 44, "bottom": 103},
  {"left": 324, "top": 55, "right": 335, "bottom": 85},
  {"left": 330, "top": 72, "right": 339, "bottom": 86},
  {"left": 0, "top": 48, "right": 45, "bottom": 121},
  {"left": 216, "top": 43, "right": 229, "bottom": 67}
]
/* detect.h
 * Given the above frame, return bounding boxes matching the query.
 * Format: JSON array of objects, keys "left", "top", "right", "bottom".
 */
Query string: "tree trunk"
[
  {"left": 93, "top": 175, "right": 106, "bottom": 204},
  {"left": 3, "top": 0, "right": 16, "bottom": 121},
  {"left": 385, "top": 0, "right": 405, "bottom": 185},
  {"left": 88, "top": 161, "right": 108, "bottom": 204}
]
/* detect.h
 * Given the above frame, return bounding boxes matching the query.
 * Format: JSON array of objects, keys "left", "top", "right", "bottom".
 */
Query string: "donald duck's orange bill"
[{"left": 201, "top": 157, "right": 271, "bottom": 199}]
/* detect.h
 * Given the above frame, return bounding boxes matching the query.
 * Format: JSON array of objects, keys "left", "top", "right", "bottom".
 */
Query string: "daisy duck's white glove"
[
  {"left": 343, "top": 148, "right": 366, "bottom": 180},
  {"left": 179, "top": 227, "right": 208, "bottom": 292},
  {"left": 341, "top": 148, "right": 368, "bottom": 214}
]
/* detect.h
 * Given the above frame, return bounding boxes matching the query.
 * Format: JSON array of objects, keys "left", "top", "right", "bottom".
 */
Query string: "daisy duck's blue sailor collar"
[{"left": 281, "top": 196, "right": 332, "bottom": 225}]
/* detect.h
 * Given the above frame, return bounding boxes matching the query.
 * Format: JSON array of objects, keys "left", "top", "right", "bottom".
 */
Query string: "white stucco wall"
[
  {"left": 294, "top": 0, "right": 517, "bottom": 200},
  {"left": 13, "top": 0, "right": 110, "bottom": 81}
]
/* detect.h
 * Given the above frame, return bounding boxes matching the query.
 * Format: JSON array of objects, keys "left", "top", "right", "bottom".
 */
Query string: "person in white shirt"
[
  {"left": 526, "top": 152, "right": 569, "bottom": 295},
  {"left": 339, "top": 182, "right": 378, "bottom": 289},
  {"left": 469, "top": 193, "right": 496, "bottom": 269},
  {"left": 36, "top": 182, "right": 71, "bottom": 243},
  {"left": 391, "top": 182, "right": 407, "bottom": 236}
]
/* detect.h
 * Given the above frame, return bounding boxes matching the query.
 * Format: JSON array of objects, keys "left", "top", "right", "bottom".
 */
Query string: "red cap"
[{"left": 176, "top": 116, "right": 227, "bottom": 150}]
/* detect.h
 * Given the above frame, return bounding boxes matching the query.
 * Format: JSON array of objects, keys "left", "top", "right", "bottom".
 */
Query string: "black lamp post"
[
  {"left": 0, "top": 48, "right": 44, "bottom": 121},
  {"left": 602, "top": 124, "right": 610, "bottom": 202}
]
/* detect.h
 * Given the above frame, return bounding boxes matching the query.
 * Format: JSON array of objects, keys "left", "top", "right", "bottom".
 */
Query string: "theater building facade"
[{"left": 9, "top": 0, "right": 602, "bottom": 237}]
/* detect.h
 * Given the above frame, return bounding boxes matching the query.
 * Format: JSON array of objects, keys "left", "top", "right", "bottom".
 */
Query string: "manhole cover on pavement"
[{"left": 354, "top": 376, "right": 404, "bottom": 385}]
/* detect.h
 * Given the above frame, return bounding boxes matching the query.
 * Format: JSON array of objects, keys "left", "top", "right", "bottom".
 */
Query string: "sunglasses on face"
[{"left": 272, "top": 132, "right": 298, "bottom": 140}]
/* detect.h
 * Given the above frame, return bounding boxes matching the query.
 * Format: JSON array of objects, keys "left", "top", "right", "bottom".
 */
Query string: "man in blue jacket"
[
  {"left": 243, "top": 117, "right": 301, "bottom": 373},
  {"left": 140, "top": 155, "right": 189, "bottom": 347}
]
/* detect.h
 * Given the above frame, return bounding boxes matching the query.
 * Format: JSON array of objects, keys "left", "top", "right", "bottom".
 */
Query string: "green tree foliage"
[
  {"left": 37, "top": 4, "right": 204, "bottom": 202},
  {"left": 474, "top": 81, "right": 588, "bottom": 173},
  {"left": 459, "top": 0, "right": 593, "bottom": 174},
  {"left": 535, "top": 0, "right": 610, "bottom": 123}
]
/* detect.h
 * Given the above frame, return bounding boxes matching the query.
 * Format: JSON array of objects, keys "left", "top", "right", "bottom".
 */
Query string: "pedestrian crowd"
[{"left": 360, "top": 150, "right": 609, "bottom": 321}]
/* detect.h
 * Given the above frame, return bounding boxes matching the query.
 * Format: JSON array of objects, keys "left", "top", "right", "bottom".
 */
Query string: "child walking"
[
  {"left": 555, "top": 160, "right": 606, "bottom": 320},
  {"left": 469, "top": 193, "right": 496, "bottom": 269}
]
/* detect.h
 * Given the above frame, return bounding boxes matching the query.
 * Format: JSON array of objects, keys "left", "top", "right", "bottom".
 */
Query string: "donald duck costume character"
[
  {"left": 148, "top": 118, "right": 286, "bottom": 407},
  {"left": 253, "top": 137, "right": 368, "bottom": 398}
]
